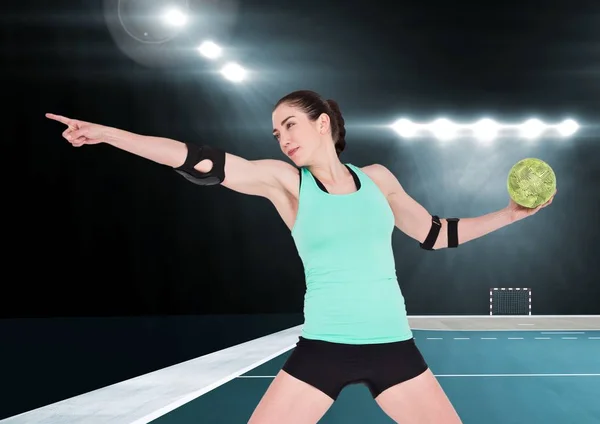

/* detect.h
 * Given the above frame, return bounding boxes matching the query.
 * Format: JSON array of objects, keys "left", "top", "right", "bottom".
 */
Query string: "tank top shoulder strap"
[
  {"left": 345, "top": 163, "right": 385, "bottom": 195},
  {"left": 297, "top": 164, "right": 363, "bottom": 194},
  {"left": 297, "top": 166, "right": 327, "bottom": 194},
  {"left": 297, "top": 166, "right": 315, "bottom": 197},
  {"left": 346, "top": 163, "right": 372, "bottom": 188}
]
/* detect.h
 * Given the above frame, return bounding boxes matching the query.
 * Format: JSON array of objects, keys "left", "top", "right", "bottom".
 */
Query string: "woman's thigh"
[
  {"left": 375, "top": 369, "right": 462, "bottom": 424},
  {"left": 247, "top": 370, "right": 334, "bottom": 424}
]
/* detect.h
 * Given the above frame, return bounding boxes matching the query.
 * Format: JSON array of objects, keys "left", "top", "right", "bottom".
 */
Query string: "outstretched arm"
[
  {"left": 365, "top": 164, "right": 553, "bottom": 250},
  {"left": 46, "top": 114, "right": 297, "bottom": 199},
  {"left": 106, "top": 126, "right": 293, "bottom": 197}
]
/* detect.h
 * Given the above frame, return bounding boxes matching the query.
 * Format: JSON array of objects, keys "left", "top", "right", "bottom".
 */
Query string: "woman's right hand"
[{"left": 46, "top": 113, "right": 108, "bottom": 147}]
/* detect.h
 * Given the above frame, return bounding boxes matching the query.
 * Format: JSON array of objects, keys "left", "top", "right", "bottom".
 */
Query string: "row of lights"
[
  {"left": 390, "top": 118, "right": 579, "bottom": 141},
  {"left": 161, "top": 9, "right": 581, "bottom": 124},
  {"left": 197, "top": 41, "right": 246, "bottom": 82},
  {"left": 163, "top": 7, "right": 247, "bottom": 83}
]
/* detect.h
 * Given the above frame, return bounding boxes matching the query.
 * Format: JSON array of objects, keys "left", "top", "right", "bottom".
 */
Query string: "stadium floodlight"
[
  {"left": 221, "top": 62, "right": 246, "bottom": 82},
  {"left": 162, "top": 7, "right": 188, "bottom": 27},
  {"left": 430, "top": 118, "right": 457, "bottom": 141},
  {"left": 198, "top": 41, "right": 222, "bottom": 59},
  {"left": 556, "top": 119, "right": 579, "bottom": 137}
]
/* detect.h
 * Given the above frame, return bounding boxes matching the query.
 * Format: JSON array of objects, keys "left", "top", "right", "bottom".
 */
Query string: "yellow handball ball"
[{"left": 507, "top": 158, "right": 556, "bottom": 208}]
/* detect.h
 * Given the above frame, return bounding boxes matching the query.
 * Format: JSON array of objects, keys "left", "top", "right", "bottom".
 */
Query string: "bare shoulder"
[
  {"left": 360, "top": 163, "right": 391, "bottom": 179},
  {"left": 360, "top": 163, "right": 395, "bottom": 184},
  {"left": 360, "top": 163, "right": 403, "bottom": 196}
]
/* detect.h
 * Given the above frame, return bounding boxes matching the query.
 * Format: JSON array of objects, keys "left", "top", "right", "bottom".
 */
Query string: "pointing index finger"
[{"left": 46, "top": 113, "right": 73, "bottom": 127}]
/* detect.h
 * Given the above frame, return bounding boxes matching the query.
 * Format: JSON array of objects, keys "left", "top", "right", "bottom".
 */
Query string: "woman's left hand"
[{"left": 507, "top": 189, "right": 557, "bottom": 222}]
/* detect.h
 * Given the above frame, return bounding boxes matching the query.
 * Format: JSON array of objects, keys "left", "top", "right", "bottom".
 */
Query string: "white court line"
[
  {"left": 518, "top": 324, "right": 535, "bottom": 326},
  {"left": 408, "top": 315, "right": 600, "bottom": 318},
  {"left": 238, "top": 374, "right": 600, "bottom": 379},
  {"left": 418, "top": 336, "right": 599, "bottom": 340},
  {"left": 419, "top": 336, "right": 598, "bottom": 340},
  {"left": 542, "top": 332, "right": 585, "bottom": 334},
  {"left": 435, "top": 374, "right": 600, "bottom": 378},
  {"left": 414, "top": 329, "right": 597, "bottom": 332}
]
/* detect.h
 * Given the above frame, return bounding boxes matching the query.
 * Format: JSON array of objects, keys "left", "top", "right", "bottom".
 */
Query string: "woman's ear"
[{"left": 318, "top": 113, "right": 331, "bottom": 135}]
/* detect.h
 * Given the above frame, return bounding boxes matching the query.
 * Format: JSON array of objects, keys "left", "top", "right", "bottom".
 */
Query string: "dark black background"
[
  {"left": 2, "top": 0, "right": 599, "bottom": 418},
  {"left": 4, "top": 0, "right": 599, "bottom": 318}
]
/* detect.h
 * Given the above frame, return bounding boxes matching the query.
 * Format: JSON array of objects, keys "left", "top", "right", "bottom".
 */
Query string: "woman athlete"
[{"left": 47, "top": 90, "right": 555, "bottom": 424}]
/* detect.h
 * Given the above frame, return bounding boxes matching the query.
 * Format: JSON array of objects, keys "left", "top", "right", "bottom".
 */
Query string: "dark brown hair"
[{"left": 274, "top": 90, "right": 346, "bottom": 156}]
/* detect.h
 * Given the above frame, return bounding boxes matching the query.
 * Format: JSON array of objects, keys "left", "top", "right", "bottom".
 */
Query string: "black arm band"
[
  {"left": 446, "top": 218, "right": 460, "bottom": 248},
  {"left": 420, "top": 215, "right": 441, "bottom": 250},
  {"left": 174, "top": 143, "right": 226, "bottom": 186}
]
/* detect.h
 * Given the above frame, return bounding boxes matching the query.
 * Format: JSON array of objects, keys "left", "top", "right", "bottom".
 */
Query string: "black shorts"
[{"left": 282, "top": 336, "right": 429, "bottom": 400}]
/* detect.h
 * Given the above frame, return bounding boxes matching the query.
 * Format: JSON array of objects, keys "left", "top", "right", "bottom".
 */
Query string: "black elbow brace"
[
  {"left": 174, "top": 143, "right": 226, "bottom": 186},
  {"left": 446, "top": 218, "right": 459, "bottom": 248},
  {"left": 419, "top": 216, "right": 460, "bottom": 250}
]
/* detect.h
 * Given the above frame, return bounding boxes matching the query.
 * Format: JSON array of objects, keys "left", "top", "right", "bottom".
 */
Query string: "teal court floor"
[
  {"left": 152, "top": 328, "right": 600, "bottom": 424},
  {"left": 3, "top": 317, "right": 599, "bottom": 424}
]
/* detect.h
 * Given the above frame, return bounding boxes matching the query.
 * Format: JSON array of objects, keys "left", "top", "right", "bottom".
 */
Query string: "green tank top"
[{"left": 291, "top": 163, "right": 413, "bottom": 344}]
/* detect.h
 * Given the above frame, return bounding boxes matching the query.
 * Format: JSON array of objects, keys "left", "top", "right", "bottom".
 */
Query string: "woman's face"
[{"left": 272, "top": 103, "right": 329, "bottom": 167}]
